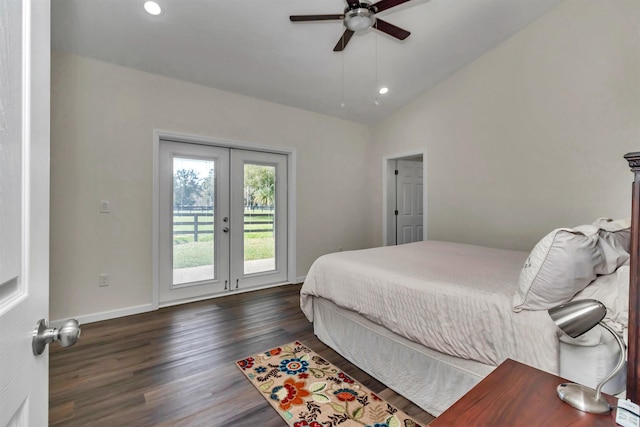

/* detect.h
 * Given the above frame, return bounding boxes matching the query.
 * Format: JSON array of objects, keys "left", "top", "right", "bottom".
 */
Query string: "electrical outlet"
[
  {"left": 99, "top": 274, "right": 110, "bottom": 287},
  {"left": 100, "top": 200, "right": 110, "bottom": 213}
]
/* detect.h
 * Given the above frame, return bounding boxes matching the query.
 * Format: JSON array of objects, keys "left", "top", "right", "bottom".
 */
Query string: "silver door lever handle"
[{"left": 32, "top": 318, "right": 81, "bottom": 355}]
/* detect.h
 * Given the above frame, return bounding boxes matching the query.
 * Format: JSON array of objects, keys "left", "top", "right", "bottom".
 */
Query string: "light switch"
[
  {"left": 99, "top": 274, "right": 110, "bottom": 287},
  {"left": 100, "top": 200, "right": 110, "bottom": 213}
]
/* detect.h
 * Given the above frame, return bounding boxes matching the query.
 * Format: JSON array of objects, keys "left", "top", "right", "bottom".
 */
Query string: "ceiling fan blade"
[
  {"left": 290, "top": 14, "right": 344, "bottom": 22},
  {"left": 345, "top": 0, "right": 360, "bottom": 7},
  {"left": 371, "top": 0, "right": 411, "bottom": 14},
  {"left": 373, "top": 19, "right": 410, "bottom": 40},
  {"left": 333, "top": 29, "right": 355, "bottom": 51}
]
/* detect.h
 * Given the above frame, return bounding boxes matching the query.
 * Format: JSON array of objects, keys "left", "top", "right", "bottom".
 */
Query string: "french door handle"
[
  {"left": 223, "top": 227, "right": 229, "bottom": 233},
  {"left": 32, "top": 319, "right": 81, "bottom": 355}
]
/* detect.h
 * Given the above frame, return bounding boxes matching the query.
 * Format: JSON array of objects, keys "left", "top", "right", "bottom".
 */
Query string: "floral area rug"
[{"left": 236, "top": 341, "right": 423, "bottom": 427}]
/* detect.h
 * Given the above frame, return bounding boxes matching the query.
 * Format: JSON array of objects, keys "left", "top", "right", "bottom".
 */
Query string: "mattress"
[{"left": 301, "top": 241, "right": 560, "bottom": 373}]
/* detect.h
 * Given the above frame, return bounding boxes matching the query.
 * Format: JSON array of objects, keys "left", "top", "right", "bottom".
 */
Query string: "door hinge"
[
  {"left": 394, "top": 169, "right": 399, "bottom": 175},
  {"left": 394, "top": 210, "right": 399, "bottom": 216},
  {"left": 236, "top": 279, "right": 239, "bottom": 289}
]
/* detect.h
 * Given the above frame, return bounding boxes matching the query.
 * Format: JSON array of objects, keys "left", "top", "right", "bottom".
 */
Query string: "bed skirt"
[
  {"left": 311, "top": 297, "right": 494, "bottom": 416},
  {"left": 311, "top": 297, "right": 627, "bottom": 416}
]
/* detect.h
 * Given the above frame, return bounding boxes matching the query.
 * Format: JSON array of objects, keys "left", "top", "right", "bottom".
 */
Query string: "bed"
[{"left": 299, "top": 152, "right": 640, "bottom": 417}]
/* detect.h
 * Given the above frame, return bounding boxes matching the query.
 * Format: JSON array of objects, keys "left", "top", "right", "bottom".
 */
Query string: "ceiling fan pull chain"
[
  {"left": 374, "top": 34, "right": 380, "bottom": 106},
  {"left": 341, "top": 37, "right": 346, "bottom": 108}
]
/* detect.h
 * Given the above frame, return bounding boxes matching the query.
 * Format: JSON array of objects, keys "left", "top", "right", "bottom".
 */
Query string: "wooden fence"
[{"left": 173, "top": 210, "right": 274, "bottom": 241}]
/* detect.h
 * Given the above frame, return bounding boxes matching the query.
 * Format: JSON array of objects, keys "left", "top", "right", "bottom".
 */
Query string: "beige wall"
[
  {"left": 371, "top": 0, "right": 640, "bottom": 251},
  {"left": 50, "top": 52, "right": 373, "bottom": 321},
  {"left": 51, "top": 0, "right": 640, "bottom": 322}
]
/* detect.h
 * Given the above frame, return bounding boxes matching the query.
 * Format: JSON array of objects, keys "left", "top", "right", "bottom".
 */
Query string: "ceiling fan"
[{"left": 290, "top": 0, "right": 412, "bottom": 52}]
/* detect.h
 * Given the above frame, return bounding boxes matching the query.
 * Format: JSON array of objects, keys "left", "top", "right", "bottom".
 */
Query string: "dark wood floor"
[{"left": 49, "top": 284, "right": 435, "bottom": 426}]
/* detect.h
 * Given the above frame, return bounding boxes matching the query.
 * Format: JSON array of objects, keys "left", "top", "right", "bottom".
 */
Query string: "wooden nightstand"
[{"left": 429, "top": 359, "right": 618, "bottom": 427}]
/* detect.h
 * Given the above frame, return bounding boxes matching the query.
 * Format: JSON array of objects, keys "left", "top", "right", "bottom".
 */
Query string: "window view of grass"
[
  {"left": 173, "top": 239, "right": 213, "bottom": 269},
  {"left": 172, "top": 211, "right": 275, "bottom": 269},
  {"left": 172, "top": 160, "right": 276, "bottom": 272}
]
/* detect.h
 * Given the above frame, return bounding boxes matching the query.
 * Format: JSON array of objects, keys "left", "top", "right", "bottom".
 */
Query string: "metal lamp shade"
[
  {"left": 547, "top": 299, "right": 621, "bottom": 414},
  {"left": 548, "top": 299, "right": 606, "bottom": 338}
]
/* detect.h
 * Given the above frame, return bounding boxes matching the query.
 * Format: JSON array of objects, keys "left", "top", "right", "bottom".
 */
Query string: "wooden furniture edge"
[
  {"left": 625, "top": 151, "right": 640, "bottom": 403},
  {"left": 429, "top": 359, "right": 617, "bottom": 426}
]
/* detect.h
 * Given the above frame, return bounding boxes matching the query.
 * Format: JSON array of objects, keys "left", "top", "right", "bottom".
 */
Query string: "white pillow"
[
  {"left": 592, "top": 218, "right": 631, "bottom": 275},
  {"left": 513, "top": 225, "right": 603, "bottom": 312},
  {"left": 561, "top": 264, "right": 630, "bottom": 346}
]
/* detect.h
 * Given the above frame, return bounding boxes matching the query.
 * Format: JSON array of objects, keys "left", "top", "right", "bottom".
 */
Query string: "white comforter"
[{"left": 300, "top": 241, "right": 561, "bottom": 374}]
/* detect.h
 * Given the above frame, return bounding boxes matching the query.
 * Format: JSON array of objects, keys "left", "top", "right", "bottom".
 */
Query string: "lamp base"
[{"left": 557, "top": 383, "right": 611, "bottom": 414}]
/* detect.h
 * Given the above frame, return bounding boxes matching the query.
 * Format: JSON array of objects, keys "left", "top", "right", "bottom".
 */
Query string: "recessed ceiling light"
[
  {"left": 144, "top": 1, "right": 162, "bottom": 15},
  {"left": 378, "top": 87, "right": 389, "bottom": 95}
]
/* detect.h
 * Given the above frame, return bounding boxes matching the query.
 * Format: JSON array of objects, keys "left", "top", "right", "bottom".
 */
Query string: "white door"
[
  {"left": 159, "top": 142, "right": 231, "bottom": 302},
  {"left": 158, "top": 141, "right": 288, "bottom": 304},
  {"left": 0, "top": 0, "right": 51, "bottom": 425},
  {"left": 230, "top": 149, "right": 288, "bottom": 289},
  {"left": 395, "top": 160, "right": 423, "bottom": 244}
]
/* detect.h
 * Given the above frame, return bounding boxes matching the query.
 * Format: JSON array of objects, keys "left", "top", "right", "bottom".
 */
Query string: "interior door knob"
[{"left": 32, "top": 318, "right": 81, "bottom": 355}]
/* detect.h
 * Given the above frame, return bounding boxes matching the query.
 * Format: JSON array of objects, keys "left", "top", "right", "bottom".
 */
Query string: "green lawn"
[
  {"left": 172, "top": 210, "right": 275, "bottom": 269},
  {"left": 244, "top": 236, "right": 275, "bottom": 260},
  {"left": 173, "top": 234, "right": 275, "bottom": 269},
  {"left": 173, "top": 241, "right": 213, "bottom": 268}
]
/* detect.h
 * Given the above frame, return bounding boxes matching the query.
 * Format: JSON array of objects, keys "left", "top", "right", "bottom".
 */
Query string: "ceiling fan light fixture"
[
  {"left": 290, "top": 0, "right": 411, "bottom": 51},
  {"left": 344, "top": 8, "right": 375, "bottom": 32},
  {"left": 378, "top": 87, "right": 389, "bottom": 95}
]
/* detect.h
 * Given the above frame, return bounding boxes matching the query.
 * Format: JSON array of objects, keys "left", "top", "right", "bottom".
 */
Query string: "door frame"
[
  {"left": 382, "top": 151, "right": 427, "bottom": 246},
  {"left": 152, "top": 130, "right": 297, "bottom": 309}
]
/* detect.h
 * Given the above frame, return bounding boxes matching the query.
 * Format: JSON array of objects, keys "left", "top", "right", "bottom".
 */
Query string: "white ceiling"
[{"left": 51, "top": 0, "right": 563, "bottom": 124}]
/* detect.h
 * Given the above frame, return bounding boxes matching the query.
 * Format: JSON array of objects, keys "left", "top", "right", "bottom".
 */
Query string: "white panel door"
[
  {"left": 0, "top": 0, "right": 51, "bottom": 425},
  {"left": 396, "top": 160, "right": 423, "bottom": 244}
]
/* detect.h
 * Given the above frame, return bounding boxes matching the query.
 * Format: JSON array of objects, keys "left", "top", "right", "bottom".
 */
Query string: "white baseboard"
[
  {"left": 158, "top": 281, "right": 300, "bottom": 308},
  {"left": 51, "top": 281, "right": 307, "bottom": 327},
  {"left": 297, "top": 275, "right": 306, "bottom": 284},
  {"left": 50, "top": 303, "right": 155, "bottom": 328}
]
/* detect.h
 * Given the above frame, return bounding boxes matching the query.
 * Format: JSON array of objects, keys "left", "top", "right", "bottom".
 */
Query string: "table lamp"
[{"left": 548, "top": 299, "right": 626, "bottom": 414}]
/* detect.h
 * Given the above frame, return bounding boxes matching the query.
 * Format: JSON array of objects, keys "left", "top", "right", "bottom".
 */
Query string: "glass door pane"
[
  {"left": 243, "top": 164, "right": 276, "bottom": 274},
  {"left": 172, "top": 157, "right": 215, "bottom": 285}
]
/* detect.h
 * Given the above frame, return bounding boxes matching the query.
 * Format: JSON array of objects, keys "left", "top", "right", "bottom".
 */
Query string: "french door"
[{"left": 158, "top": 140, "right": 288, "bottom": 304}]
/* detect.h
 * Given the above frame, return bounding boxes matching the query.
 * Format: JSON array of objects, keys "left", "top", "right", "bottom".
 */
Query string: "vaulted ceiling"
[{"left": 51, "top": 0, "right": 563, "bottom": 124}]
